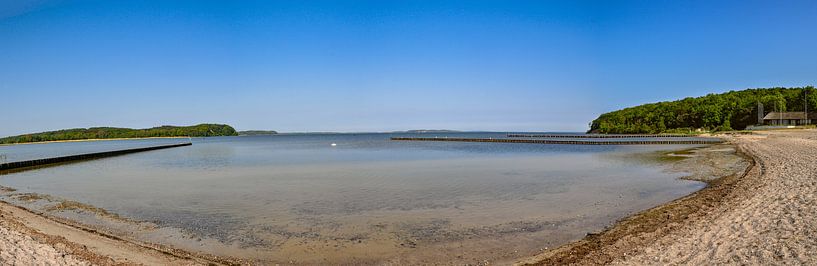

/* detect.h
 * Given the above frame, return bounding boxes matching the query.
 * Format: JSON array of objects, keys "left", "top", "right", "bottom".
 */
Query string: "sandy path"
[{"left": 522, "top": 130, "right": 817, "bottom": 265}]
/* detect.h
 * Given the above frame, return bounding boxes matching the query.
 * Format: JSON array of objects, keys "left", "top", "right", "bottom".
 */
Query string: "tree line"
[
  {"left": 589, "top": 86, "right": 817, "bottom": 134},
  {"left": 0, "top": 124, "right": 238, "bottom": 144}
]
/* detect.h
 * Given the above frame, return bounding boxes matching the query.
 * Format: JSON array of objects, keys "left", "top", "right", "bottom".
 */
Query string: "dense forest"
[
  {"left": 589, "top": 86, "right": 817, "bottom": 134},
  {"left": 0, "top": 124, "right": 238, "bottom": 144}
]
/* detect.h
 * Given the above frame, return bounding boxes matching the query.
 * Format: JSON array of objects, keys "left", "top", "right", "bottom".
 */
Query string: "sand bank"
[{"left": 520, "top": 129, "right": 817, "bottom": 265}]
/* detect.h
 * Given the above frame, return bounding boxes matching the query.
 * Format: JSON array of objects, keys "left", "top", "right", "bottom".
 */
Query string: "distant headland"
[
  {"left": 391, "top": 129, "right": 462, "bottom": 133},
  {"left": 0, "top": 124, "right": 238, "bottom": 144},
  {"left": 238, "top": 130, "right": 279, "bottom": 136}
]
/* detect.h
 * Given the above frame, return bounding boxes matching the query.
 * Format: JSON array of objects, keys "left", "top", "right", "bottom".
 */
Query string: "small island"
[{"left": 0, "top": 124, "right": 238, "bottom": 144}]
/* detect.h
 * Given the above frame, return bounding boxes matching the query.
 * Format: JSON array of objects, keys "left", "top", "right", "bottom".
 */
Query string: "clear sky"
[{"left": 1, "top": 0, "right": 816, "bottom": 136}]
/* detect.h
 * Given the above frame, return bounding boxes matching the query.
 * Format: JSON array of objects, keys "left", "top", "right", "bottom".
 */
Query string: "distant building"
[{"left": 762, "top": 112, "right": 817, "bottom": 125}]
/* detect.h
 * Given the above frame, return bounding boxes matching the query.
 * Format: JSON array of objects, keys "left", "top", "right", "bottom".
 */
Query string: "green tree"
[
  {"left": 588, "top": 86, "right": 814, "bottom": 133},
  {"left": 760, "top": 93, "right": 786, "bottom": 113}
]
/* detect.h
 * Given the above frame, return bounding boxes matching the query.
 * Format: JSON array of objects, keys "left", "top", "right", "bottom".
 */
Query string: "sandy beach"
[
  {"left": 0, "top": 198, "right": 224, "bottom": 265},
  {"left": 521, "top": 129, "right": 817, "bottom": 265},
  {"left": 1, "top": 130, "right": 815, "bottom": 265}
]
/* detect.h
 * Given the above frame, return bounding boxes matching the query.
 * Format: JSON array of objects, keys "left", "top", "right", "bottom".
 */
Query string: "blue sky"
[{"left": 1, "top": 0, "right": 816, "bottom": 136}]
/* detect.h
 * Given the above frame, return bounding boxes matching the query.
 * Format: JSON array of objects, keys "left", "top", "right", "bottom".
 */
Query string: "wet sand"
[
  {"left": 520, "top": 129, "right": 817, "bottom": 265},
  {"left": 0, "top": 198, "right": 239, "bottom": 265}
]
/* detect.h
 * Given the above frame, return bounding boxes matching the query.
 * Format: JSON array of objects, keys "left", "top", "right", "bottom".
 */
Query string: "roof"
[{"left": 762, "top": 112, "right": 817, "bottom": 120}]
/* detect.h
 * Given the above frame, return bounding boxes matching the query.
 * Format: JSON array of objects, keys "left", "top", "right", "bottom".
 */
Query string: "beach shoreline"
[
  {"left": 519, "top": 129, "right": 817, "bottom": 265},
  {"left": 1, "top": 131, "right": 809, "bottom": 265},
  {"left": 0, "top": 198, "right": 241, "bottom": 265}
]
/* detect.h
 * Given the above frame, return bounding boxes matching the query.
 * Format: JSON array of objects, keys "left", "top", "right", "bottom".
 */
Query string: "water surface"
[{"left": 0, "top": 133, "right": 708, "bottom": 264}]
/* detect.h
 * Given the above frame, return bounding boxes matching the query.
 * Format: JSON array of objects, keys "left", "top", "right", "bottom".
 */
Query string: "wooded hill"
[
  {"left": 589, "top": 86, "right": 817, "bottom": 134},
  {"left": 0, "top": 124, "right": 238, "bottom": 144},
  {"left": 238, "top": 130, "right": 279, "bottom": 135}
]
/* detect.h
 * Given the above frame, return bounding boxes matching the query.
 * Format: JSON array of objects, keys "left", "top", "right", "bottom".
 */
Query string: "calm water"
[{"left": 0, "top": 133, "right": 708, "bottom": 264}]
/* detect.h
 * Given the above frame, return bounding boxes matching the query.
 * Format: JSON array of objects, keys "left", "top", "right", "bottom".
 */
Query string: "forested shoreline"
[
  {"left": 0, "top": 124, "right": 238, "bottom": 144},
  {"left": 589, "top": 86, "right": 817, "bottom": 134},
  {"left": 238, "top": 130, "right": 279, "bottom": 135}
]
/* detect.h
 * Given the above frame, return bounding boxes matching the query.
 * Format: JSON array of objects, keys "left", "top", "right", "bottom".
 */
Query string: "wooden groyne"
[
  {"left": 391, "top": 137, "right": 723, "bottom": 145},
  {"left": 507, "top": 134, "right": 694, "bottom": 138},
  {"left": 0, "top": 143, "right": 192, "bottom": 172}
]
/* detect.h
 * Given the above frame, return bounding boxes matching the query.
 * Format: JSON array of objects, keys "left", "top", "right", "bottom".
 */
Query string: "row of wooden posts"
[
  {"left": 0, "top": 143, "right": 192, "bottom": 172},
  {"left": 506, "top": 134, "right": 694, "bottom": 138},
  {"left": 390, "top": 137, "right": 724, "bottom": 145}
]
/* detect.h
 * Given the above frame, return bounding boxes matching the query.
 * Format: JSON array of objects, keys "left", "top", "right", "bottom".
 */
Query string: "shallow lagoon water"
[{"left": 0, "top": 133, "right": 710, "bottom": 264}]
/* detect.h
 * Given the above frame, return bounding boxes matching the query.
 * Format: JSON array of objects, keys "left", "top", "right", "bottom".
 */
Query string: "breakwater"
[
  {"left": 507, "top": 134, "right": 694, "bottom": 138},
  {"left": 391, "top": 137, "right": 723, "bottom": 145},
  {"left": 0, "top": 143, "right": 192, "bottom": 172}
]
